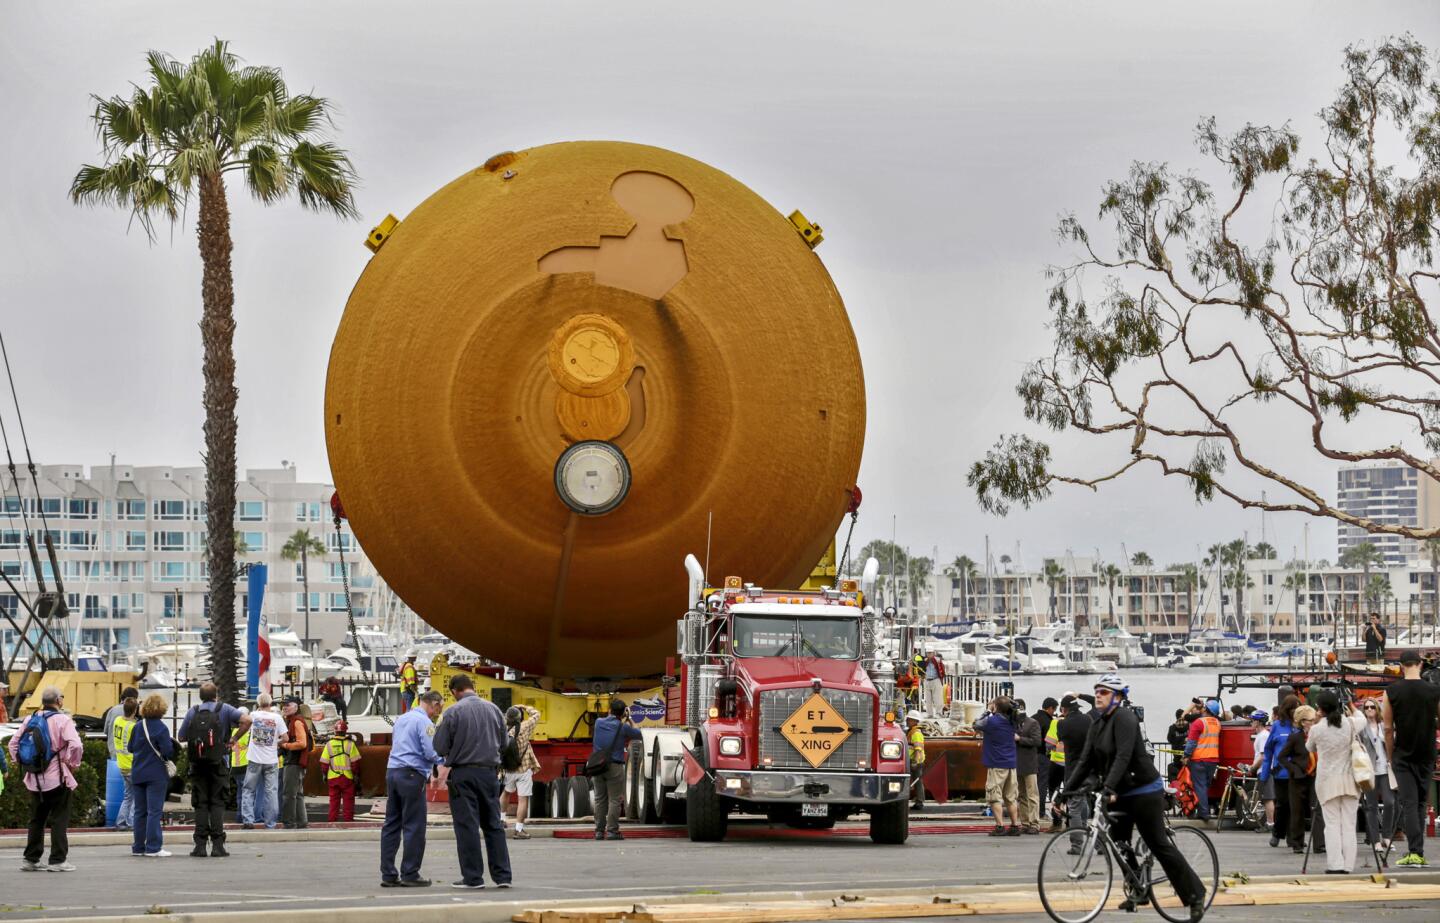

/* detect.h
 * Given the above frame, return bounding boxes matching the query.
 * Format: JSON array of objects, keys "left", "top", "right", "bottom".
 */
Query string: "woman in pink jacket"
[{"left": 6, "top": 687, "right": 84, "bottom": 872}]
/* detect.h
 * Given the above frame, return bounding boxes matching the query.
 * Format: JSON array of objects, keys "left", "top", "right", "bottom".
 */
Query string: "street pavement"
[{"left": 0, "top": 822, "right": 1432, "bottom": 920}]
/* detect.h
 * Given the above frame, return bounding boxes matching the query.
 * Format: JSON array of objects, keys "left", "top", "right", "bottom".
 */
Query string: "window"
[
  {"left": 242, "top": 531, "right": 265, "bottom": 552},
  {"left": 153, "top": 531, "right": 187, "bottom": 551},
  {"left": 1, "top": 496, "right": 19, "bottom": 516},
  {"left": 154, "top": 500, "right": 187, "bottom": 520},
  {"left": 1, "top": 560, "right": 20, "bottom": 578},
  {"left": 162, "top": 594, "right": 184, "bottom": 618},
  {"left": 1264, "top": 574, "right": 1274, "bottom": 585},
  {"left": 1264, "top": 594, "right": 1275, "bottom": 606},
  {"left": 83, "top": 595, "right": 105, "bottom": 619},
  {"left": 295, "top": 501, "right": 323, "bottom": 522},
  {"left": 328, "top": 531, "right": 356, "bottom": 553},
  {"left": 124, "top": 530, "right": 145, "bottom": 550},
  {"left": 157, "top": 561, "right": 188, "bottom": 582},
  {"left": 295, "top": 592, "right": 322, "bottom": 612},
  {"left": 237, "top": 501, "right": 265, "bottom": 522},
  {"left": 328, "top": 593, "right": 349, "bottom": 612},
  {"left": 327, "top": 562, "right": 351, "bottom": 582},
  {"left": 39, "top": 498, "right": 60, "bottom": 517},
  {"left": 66, "top": 530, "right": 97, "bottom": 550},
  {"left": 67, "top": 499, "right": 98, "bottom": 519},
  {"left": 112, "top": 628, "right": 130, "bottom": 648},
  {"left": 0, "top": 529, "right": 20, "bottom": 549},
  {"left": 116, "top": 499, "right": 145, "bottom": 520}
]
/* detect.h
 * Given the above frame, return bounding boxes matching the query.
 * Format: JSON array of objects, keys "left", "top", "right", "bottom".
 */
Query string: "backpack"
[
  {"left": 583, "top": 722, "right": 620, "bottom": 777},
  {"left": 501, "top": 729, "right": 522, "bottom": 773},
  {"left": 17, "top": 712, "right": 55, "bottom": 774},
  {"left": 187, "top": 705, "right": 224, "bottom": 764}
]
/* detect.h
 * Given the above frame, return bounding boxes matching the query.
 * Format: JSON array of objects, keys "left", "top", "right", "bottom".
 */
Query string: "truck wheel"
[
  {"left": 686, "top": 768, "right": 727, "bottom": 842},
  {"left": 549, "top": 776, "right": 570, "bottom": 819},
  {"left": 650, "top": 739, "right": 683, "bottom": 824},
  {"left": 531, "top": 780, "right": 550, "bottom": 819},
  {"left": 624, "top": 741, "right": 644, "bottom": 821},
  {"left": 569, "top": 775, "right": 592, "bottom": 819},
  {"left": 641, "top": 744, "right": 661, "bottom": 824},
  {"left": 869, "top": 799, "right": 909, "bottom": 845}
]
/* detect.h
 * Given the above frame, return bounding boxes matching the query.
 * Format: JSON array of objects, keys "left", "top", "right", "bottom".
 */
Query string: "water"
[{"left": 998, "top": 668, "right": 1286, "bottom": 742}]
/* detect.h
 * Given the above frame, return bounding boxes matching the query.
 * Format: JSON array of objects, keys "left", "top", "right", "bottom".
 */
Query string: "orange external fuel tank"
[{"left": 324, "top": 141, "right": 865, "bottom": 679}]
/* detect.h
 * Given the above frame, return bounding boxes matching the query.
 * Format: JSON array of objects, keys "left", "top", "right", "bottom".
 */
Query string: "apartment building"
[
  {"left": 1, "top": 462, "right": 376, "bottom": 660},
  {"left": 1336, "top": 459, "right": 1440, "bottom": 567},
  {"left": 930, "top": 554, "right": 1440, "bottom": 640}
]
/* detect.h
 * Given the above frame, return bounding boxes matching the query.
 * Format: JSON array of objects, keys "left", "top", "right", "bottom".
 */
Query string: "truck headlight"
[
  {"left": 879, "top": 740, "right": 903, "bottom": 761},
  {"left": 719, "top": 736, "right": 743, "bottom": 756}
]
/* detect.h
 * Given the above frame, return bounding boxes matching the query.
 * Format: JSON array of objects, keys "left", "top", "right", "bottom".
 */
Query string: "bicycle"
[
  {"left": 1038, "top": 788, "right": 1219, "bottom": 923},
  {"left": 1214, "top": 765, "right": 1265, "bottom": 832}
]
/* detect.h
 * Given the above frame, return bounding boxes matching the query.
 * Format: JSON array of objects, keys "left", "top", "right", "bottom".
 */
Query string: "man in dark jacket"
[
  {"left": 178, "top": 682, "right": 244, "bottom": 857},
  {"left": 435, "top": 673, "right": 512, "bottom": 889},
  {"left": 1013, "top": 699, "right": 1044, "bottom": 834},
  {"left": 1032, "top": 698, "right": 1058, "bottom": 821},
  {"left": 1363, "top": 613, "right": 1387, "bottom": 665},
  {"left": 1055, "top": 695, "right": 1094, "bottom": 850}
]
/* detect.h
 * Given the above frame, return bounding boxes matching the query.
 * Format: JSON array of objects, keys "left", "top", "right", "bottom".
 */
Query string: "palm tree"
[
  {"left": 1130, "top": 551, "right": 1153, "bottom": 569},
  {"left": 859, "top": 539, "right": 906, "bottom": 606},
  {"left": 945, "top": 555, "right": 978, "bottom": 616},
  {"left": 1100, "top": 563, "right": 1122, "bottom": 627},
  {"left": 1339, "top": 541, "right": 1384, "bottom": 615},
  {"left": 72, "top": 41, "right": 358, "bottom": 702},
  {"left": 906, "top": 555, "right": 934, "bottom": 615},
  {"left": 281, "top": 528, "right": 327, "bottom": 658},
  {"left": 233, "top": 531, "right": 250, "bottom": 557},
  {"left": 1283, "top": 564, "right": 1309, "bottom": 639},
  {"left": 1425, "top": 538, "right": 1440, "bottom": 624},
  {"left": 1252, "top": 542, "right": 1278, "bottom": 560},
  {"left": 1173, "top": 564, "right": 1202, "bottom": 632},
  {"left": 1041, "top": 560, "right": 1066, "bottom": 623}
]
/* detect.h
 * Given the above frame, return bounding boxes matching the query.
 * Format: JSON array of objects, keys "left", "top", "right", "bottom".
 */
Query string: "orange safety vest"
[{"left": 1193, "top": 716, "right": 1220, "bottom": 762}]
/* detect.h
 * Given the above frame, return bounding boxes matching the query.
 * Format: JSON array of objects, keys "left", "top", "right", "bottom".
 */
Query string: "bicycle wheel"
[
  {"left": 1038, "top": 829, "right": 1114, "bottom": 923},
  {"left": 1146, "top": 826, "right": 1219, "bottom": 922}
]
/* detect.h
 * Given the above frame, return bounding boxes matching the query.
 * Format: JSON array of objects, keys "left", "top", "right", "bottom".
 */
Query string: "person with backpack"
[
  {"left": 434, "top": 673, "right": 512, "bottom": 889},
  {"left": 320, "top": 721, "right": 363, "bottom": 822},
  {"left": 8, "top": 686, "right": 83, "bottom": 871},
  {"left": 178, "top": 681, "right": 245, "bottom": 857},
  {"left": 502, "top": 704, "right": 541, "bottom": 839},
  {"left": 111, "top": 697, "right": 139, "bottom": 830},
  {"left": 588, "top": 698, "right": 643, "bottom": 841},
  {"left": 127, "top": 694, "right": 177, "bottom": 857}
]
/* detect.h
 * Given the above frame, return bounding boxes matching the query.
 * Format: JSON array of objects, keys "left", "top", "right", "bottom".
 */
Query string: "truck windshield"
[{"left": 732, "top": 615, "right": 860, "bottom": 660}]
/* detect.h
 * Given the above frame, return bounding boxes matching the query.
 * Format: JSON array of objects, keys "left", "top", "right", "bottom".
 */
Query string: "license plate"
[{"left": 800, "top": 802, "right": 828, "bottom": 818}]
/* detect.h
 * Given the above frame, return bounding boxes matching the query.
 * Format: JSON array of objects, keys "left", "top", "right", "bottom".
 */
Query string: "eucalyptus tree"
[
  {"left": 71, "top": 41, "right": 358, "bottom": 701},
  {"left": 969, "top": 39, "right": 1440, "bottom": 551}
]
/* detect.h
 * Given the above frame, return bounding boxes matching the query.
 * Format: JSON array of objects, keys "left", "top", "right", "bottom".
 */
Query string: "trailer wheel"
[
  {"left": 641, "top": 743, "right": 661, "bottom": 824},
  {"left": 686, "top": 753, "right": 727, "bottom": 842},
  {"left": 624, "top": 741, "right": 644, "bottom": 821},
  {"left": 549, "top": 776, "right": 570, "bottom": 819},
  {"left": 568, "top": 774, "right": 592, "bottom": 820},
  {"left": 531, "top": 780, "right": 550, "bottom": 820},
  {"left": 869, "top": 799, "right": 909, "bottom": 845}
]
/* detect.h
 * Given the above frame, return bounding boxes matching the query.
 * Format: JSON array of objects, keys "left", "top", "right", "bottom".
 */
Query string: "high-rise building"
[
  {"left": 1, "top": 462, "right": 376, "bottom": 660},
  {"left": 1336, "top": 459, "right": 1440, "bottom": 567}
]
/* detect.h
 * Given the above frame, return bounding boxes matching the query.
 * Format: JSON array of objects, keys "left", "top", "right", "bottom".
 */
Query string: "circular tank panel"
[{"left": 325, "top": 141, "right": 865, "bottom": 678}]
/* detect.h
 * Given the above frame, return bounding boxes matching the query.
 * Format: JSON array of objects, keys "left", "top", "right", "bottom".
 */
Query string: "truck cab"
[{"left": 639, "top": 556, "right": 909, "bottom": 843}]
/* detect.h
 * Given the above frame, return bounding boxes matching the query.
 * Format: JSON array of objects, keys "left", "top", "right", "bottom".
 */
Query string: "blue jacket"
[
  {"left": 1259, "top": 718, "right": 1293, "bottom": 781},
  {"left": 975, "top": 712, "right": 1018, "bottom": 769},
  {"left": 128, "top": 718, "right": 176, "bottom": 785},
  {"left": 591, "top": 716, "right": 643, "bottom": 763}
]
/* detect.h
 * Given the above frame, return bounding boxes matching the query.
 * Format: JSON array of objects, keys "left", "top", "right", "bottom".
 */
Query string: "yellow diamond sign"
[{"left": 780, "top": 692, "right": 852, "bottom": 768}]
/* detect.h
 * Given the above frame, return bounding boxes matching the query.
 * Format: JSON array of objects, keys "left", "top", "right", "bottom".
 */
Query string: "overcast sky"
[{"left": 2, "top": 1, "right": 1438, "bottom": 573}]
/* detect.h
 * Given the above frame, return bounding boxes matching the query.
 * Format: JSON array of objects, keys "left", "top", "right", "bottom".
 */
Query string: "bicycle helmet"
[
  {"left": 1249, "top": 709, "right": 1268, "bottom": 724},
  {"left": 1094, "top": 673, "right": 1127, "bottom": 693}
]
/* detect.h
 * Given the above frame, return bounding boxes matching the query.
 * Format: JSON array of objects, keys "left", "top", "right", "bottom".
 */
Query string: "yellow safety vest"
[
  {"left": 324, "top": 737, "right": 359, "bottom": 780},
  {"left": 908, "top": 726, "right": 926, "bottom": 766},
  {"left": 1045, "top": 717, "right": 1066, "bottom": 765},
  {"left": 400, "top": 663, "right": 418, "bottom": 692},
  {"left": 230, "top": 729, "right": 250, "bottom": 769},
  {"left": 113, "top": 716, "right": 136, "bottom": 773}
]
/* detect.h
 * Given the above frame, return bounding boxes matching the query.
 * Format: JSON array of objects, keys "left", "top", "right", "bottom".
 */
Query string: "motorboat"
[
  {"left": 1183, "top": 629, "right": 1250, "bottom": 666},
  {"left": 329, "top": 628, "right": 401, "bottom": 678}
]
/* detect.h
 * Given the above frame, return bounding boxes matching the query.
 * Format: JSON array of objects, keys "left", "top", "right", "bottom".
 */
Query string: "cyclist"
[{"left": 1064, "top": 674, "right": 1206, "bottom": 921}]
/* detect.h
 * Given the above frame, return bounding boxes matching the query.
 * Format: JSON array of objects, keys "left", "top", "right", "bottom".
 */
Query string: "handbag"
[
  {"left": 141, "top": 719, "right": 177, "bottom": 779},
  {"left": 1350, "top": 723, "right": 1374, "bottom": 793}
]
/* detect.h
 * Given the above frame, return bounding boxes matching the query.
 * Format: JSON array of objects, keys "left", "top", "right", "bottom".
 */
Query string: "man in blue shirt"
[
  {"left": 381, "top": 691, "right": 444, "bottom": 887},
  {"left": 975, "top": 696, "right": 1020, "bottom": 837},
  {"left": 178, "top": 682, "right": 245, "bottom": 858},
  {"left": 591, "top": 699, "right": 643, "bottom": 840}
]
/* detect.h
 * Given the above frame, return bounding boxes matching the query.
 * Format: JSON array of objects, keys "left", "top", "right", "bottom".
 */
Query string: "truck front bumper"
[{"left": 712, "top": 770, "right": 910, "bottom": 805}]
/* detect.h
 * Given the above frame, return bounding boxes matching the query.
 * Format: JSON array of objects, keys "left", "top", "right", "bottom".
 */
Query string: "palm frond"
[
  {"left": 70, "top": 155, "right": 182, "bottom": 240},
  {"left": 91, "top": 93, "right": 146, "bottom": 151},
  {"left": 167, "top": 140, "right": 221, "bottom": 189},
  {"left": 286, "top": 141, "right": 358, "bottom": 218},
  {"left": 241, "top": 143, "right": 288, "bottom": 203}
]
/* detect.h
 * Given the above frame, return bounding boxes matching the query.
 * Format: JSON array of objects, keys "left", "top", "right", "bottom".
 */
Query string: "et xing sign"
[{"left": 780, "top": 692, "right": 853, "bottom": 768}]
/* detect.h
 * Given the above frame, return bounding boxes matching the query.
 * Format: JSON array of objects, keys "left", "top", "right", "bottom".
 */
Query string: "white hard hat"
[{"left": 905, "top": 709, "right": 924, "bottom": 722}]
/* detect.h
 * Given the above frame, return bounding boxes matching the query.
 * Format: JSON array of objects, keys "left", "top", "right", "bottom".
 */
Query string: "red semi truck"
[{"left": 621, "top": 555, "right": 911, "bottom": 843}]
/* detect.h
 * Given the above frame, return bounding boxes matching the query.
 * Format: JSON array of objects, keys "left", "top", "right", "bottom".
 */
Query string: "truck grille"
[{"left": 758, "top": 687, "right": 873, "bottom": 770}]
